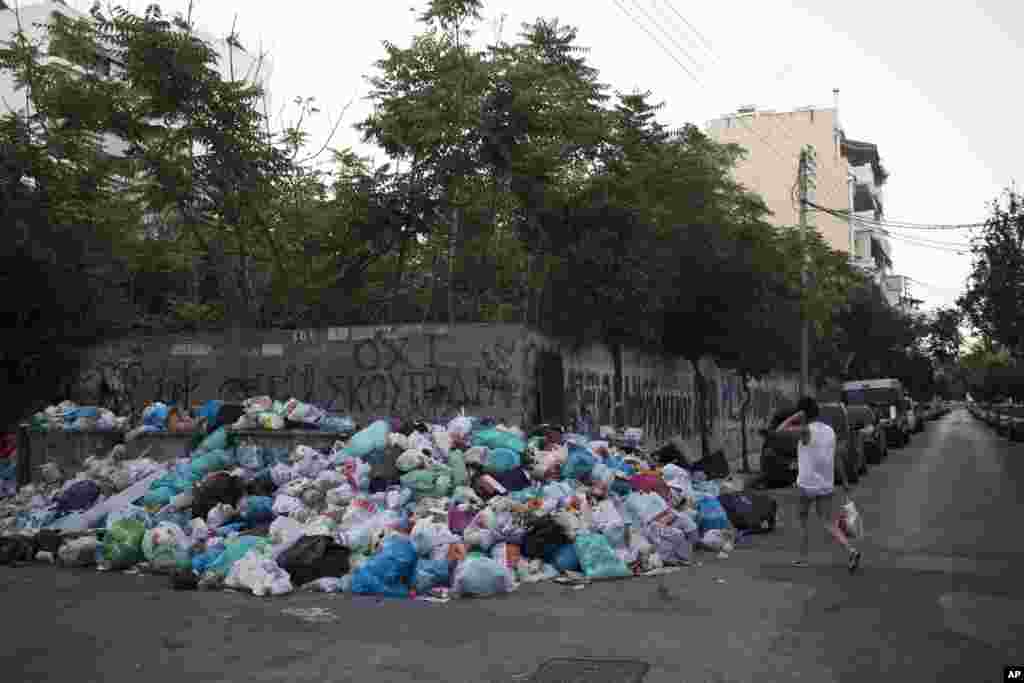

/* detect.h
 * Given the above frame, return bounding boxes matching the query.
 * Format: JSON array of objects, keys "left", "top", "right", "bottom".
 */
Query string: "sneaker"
[
  {"left": 848, "top": 549, "right": 862, "bottom": 574},
  {"left": 792, "top": 559, "right": 809, "bottom": 568}
]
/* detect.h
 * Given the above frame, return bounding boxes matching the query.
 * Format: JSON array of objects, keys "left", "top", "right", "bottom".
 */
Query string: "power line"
[
  {"left": 804, "top": 199, "right": 988, "bottom": 231},
  {"left": 610, "top": 0, "right": 810, "bottom": 196}
]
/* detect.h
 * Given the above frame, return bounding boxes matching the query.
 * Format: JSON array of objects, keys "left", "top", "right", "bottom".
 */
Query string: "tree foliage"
[{"left": 960, "top": 188, "right": 1024, "bottom": 356}]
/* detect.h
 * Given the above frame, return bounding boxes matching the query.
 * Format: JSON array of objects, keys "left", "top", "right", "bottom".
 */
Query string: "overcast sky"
[{"left": 62, "top": 0, "right": 1021, "bottom": 312}]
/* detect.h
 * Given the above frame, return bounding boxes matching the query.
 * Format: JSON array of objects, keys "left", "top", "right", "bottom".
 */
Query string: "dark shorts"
[{"left": 797, "top": 489, "right": 835, "bottom": 520}]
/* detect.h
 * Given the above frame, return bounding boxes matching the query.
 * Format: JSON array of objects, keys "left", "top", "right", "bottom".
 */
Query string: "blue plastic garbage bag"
[
  {"left": 196, "top": 400, "right": 223, "bottom": 425},
  {"left": 195, "top": 427, "right": 229, "bottom": 455},
  {"left": 142, "top": 403, "right": 170, "bottom": 430},
  {"left": 451, "top": 554, "right": 516, "bottom": 597},
  {"left": 562, "top": 443, "right": 596, "bottom": 481},
  {"left": 320, "top": 415, "right": 356, "bottom": 433},
  {"left": 141, "top": 487, "right": 176, "bottom": 509},
  {"left": 264, "top": 447, "right": 290, "bottom": 466},
  {"left": 343, "top": 420, "right": 390, "bottom": 461},
  {"left": 413, "top": 558, "right": 451, "bottom": 594},
  {"left": 152, "top": 509, "right": 193, "bottom": 530},
  {"left": 696, "top": 497, "right": 731, "bottom": 533},
  {"left": 215, "top": 521, "right": 247, "bottom": 537},
  {"left": 471, "top": 428, "right": 526, "bottom": 454},
  {"left": 351, "top": 536, "right": 418, "bottom": 598},
  {"left": 484, "top": 448, "right": 521, "bottom": 474},
  {"left": 205, "top": 537, "right": 269, "bottom": 577},
  {"left": 191, "top": 546, "right": 226, "bottom": 574},
  {"left": 550, "top": 543, "right": 581, "bottom": 573},
  {"left": 55, "top": 480, "right": 101, "bottom": 514},
  {"left": 236, "top": 445, "right": 264, "bottom": 470},
  {"left": 574, "top": 532, "right": 631, "bottom": 579},
  {"left": 239, "top": 496, "right": 274, "bottom": 524},
  {"left": 190, "top": 449, "right": 233, "bottom": 479}
]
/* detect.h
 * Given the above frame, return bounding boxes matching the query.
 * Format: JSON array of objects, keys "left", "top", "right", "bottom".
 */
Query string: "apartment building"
[
  {"left": 845, "top": 137, "right": 894, "bottom": 281},
  {"left": 706, "top": 104, "right": 853, "bottom": 253}
]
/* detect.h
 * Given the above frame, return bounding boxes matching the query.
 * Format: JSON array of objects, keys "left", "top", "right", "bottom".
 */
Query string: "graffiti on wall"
[{"left": 73, "top": 329, "right": 527, "bottom": 421}]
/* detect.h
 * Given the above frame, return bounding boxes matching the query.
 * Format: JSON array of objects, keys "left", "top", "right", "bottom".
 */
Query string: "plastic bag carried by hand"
[
  {"left": 838, "top": 499, "right": 863, "bottom": 540},
  {"left": 451, "top": 554, "right": 517, "bottom": 597},
  {"left": 574, "top": 532, "right": 631, "bottom": 579},
  {"left": 350, "top": 536, "right": 418, "bottom": 598}
]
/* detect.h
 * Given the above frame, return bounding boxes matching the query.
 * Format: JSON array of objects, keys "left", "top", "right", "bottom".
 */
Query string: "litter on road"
[{"left": 0, "top": 398, "right": 781, "bottom": 603}]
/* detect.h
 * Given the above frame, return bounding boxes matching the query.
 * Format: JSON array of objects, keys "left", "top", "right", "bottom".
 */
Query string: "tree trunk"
[
  {"left": 739, "top": 371, "right": 752, "bottom": 473},
  {"left": 389, "top": 236, "right": 408, "bottom": 324},
  {"left": 448, "top": 207, "right": 459, "bottom": 327},
  {"left": 691, "top": 359, "right": 710, "bottom": 458}
]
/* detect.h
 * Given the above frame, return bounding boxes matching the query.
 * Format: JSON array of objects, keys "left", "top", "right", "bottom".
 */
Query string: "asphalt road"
[{"left": 2, "top": 408, "right": 1021, "bottom": 683}]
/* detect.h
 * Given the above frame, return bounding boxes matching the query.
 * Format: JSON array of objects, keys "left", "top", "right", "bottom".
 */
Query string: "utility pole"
[{"left": 799, "top": 145, "right": 817, "bottom": 396}]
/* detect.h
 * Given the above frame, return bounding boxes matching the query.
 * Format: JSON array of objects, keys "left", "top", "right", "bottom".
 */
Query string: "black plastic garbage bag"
[
  {"left": 0, "top": 536, "right": 37, "bottom": 565},
  {"left": 34, "top": 529, "right": 64, "bottom": 554},
  {"left": 55, "top": 480, "right": 101, "bottom": 514},
  {"left": 492, "top": 467, "right": 531, "bottom": 493},
  {"left": 370, "top": 446, "right": 403, "bottom": 483},
  {"left": 521, "top": 516, "right": 572, "bottom": 561},
  {"left": 192, "top": 473, "right": 245, "bottom": 521},
  {"left": 277, "top": 535, "right": 351, "bottom": 587}
]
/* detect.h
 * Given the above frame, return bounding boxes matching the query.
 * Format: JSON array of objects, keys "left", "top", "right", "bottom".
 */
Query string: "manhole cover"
[{"left": 530, "top": 658, "right": 649, "bottom": 683}]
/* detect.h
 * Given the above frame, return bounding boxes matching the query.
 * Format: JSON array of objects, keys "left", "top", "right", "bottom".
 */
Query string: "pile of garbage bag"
[
  {"left": 28, "top": 401, "right": 129, "bottom": 433},
  {"left": 0, "top": 409, "right": 771, "bottom": 602},
  {"left": 0, "top": 434, "right": 16, "bottom": 499}
]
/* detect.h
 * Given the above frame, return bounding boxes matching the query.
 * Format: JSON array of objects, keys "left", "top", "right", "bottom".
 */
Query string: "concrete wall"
[
  {"left": 707, "top": 108, "right": 851, "bottom": 254},
  {"left": 70, "top": 324, "right": 801, "bottom": 463},
  {"left": 544, "top": 338, "right": 800, "bottom": 459},
  {"left": 72, "top": 324, "right": 536, "bottom": 427}
]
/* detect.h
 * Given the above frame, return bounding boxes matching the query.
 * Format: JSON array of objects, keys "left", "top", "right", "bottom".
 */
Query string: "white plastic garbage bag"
[
  {"left": 315, "top": 470, "right": 345, "bottom": 492},
  {"left": 272, "top": 494, "right": 306, "bottom": 518},
  {"left": 270, "top": 464, "right": 297, "bottom": 488},
  {"left": 225, "top": 551, "right": 293, "bottom": 596},
  {"left": 325, "top": 484, "right": 356, "bottom": 507},
  {"left": 269, "top": 516, "right": 305, "bottom": 560}
]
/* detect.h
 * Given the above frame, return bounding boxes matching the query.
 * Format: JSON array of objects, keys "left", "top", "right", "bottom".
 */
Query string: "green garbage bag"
[
  {"left": 99, "top": 518, "right": 147, "bottom": 570},
  {"left": 471, "top": 428, "right": 526, "bottom": 454},
  {"left": 141, "top": 522, "right": 191, "bottom": 573},
  {"left": 400, "top": 466, "right": 453, "bottom": 499},
  {"left": 447, "top": 451, "right": 469, "bottom": 488},
  {"left": 205, "top": 536, "right": 271, "bottom": 578},
  {"left": 190, "top": 449, "right": 233, "bottom": 479}
]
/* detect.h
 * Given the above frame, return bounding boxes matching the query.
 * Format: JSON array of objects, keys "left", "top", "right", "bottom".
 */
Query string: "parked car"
[
  {"left": 818, "top": 402, "right": 861, "bottom": 485},
  {"left": 758, "top": 405, "right": 799, "bottom": 489},
  {"left": 912, "top": 402, "right": 928, "bottom": 432},
  {"left": 847, "top": 404, "right": 886, "bottom": 466},
  {"left": 906, "top": 401, "right": 921, "bottom": 435}
]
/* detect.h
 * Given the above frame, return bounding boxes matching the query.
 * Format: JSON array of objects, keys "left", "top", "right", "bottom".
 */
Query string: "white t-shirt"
[{"left": 797, "top": 421, "right": 836, "bottom": 497}]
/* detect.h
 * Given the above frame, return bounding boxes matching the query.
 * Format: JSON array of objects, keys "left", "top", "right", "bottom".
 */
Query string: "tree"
[
  {"left": 924, "top": 307, "right": 963, "bottom": 365},
  {"left": 960, "top": 188, "right": 1024, "bottom": 357}
]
